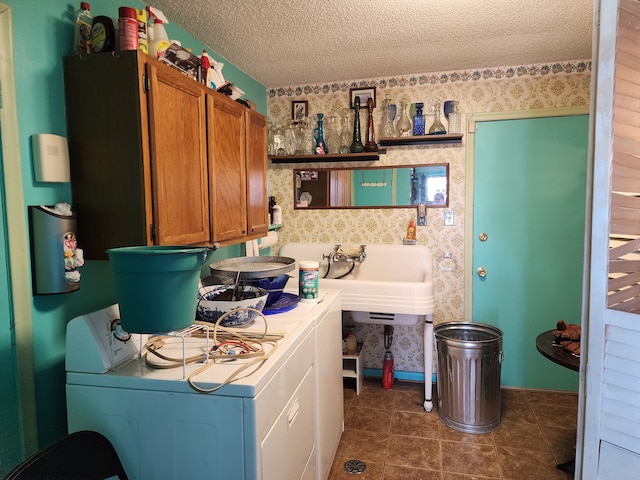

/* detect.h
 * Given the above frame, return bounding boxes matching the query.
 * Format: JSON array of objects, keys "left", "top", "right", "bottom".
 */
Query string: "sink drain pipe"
[
  {"left": 424, "top": 314, "right": 433, "bottom": 412},
  {"left": 380, "top": 318, "right": 434, "bottom": 412},
  {"left": 382, "top": 325, "right": 394, "bottom": 389}
]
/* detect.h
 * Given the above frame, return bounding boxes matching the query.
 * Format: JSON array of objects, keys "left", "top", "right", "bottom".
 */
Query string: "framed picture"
[
  {"left": 350, "top": 87, "right": 376, "bottom": 109},
  {"left": 296, "top": 170, "right": 318, "bottom": 181},
  {"left": 292, "top": 100, "right": 308, "bottom": 121}
]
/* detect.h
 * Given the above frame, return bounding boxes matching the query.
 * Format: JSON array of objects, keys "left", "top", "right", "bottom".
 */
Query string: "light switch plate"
[{"left": 444, "top": 210, "right": 454, "bottom": 226}]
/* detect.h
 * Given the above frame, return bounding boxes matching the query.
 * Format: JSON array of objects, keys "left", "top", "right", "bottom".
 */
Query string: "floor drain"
[{"left": 343, "top": 459, "right": 366, "bottom": 474}]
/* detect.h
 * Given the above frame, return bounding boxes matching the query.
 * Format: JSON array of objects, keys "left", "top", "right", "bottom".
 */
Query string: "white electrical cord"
[{"left": 144, "top": 308, "right": 282, "bottom": 393}]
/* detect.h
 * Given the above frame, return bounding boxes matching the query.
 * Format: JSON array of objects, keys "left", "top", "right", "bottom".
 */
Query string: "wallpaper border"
[{"left": 267, "top": 59, "right": 592, "bottom": 98}]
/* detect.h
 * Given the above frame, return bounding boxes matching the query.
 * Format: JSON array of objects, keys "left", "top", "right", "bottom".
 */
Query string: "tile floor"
[{"left": 329, "top": 378, "right": 578, "bottom": 480}]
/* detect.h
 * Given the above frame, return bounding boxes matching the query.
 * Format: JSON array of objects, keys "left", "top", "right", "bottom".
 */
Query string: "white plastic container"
[
  {"left": 272, "top": 205, "right": 283, "bottom": 225},
  {"left": 299, "top": 260, "right": 319, "bottom": 301},
  {"left": 149, "top": 18, "right": 170, "bottom": 59}
]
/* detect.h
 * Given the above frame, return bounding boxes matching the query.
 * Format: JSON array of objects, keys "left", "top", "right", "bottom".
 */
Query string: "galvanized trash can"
[{"left": 434, "top": 322, "right": 503, "bottom": 434}]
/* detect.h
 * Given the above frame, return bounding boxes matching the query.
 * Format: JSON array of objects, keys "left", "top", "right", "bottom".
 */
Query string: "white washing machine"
[{"left": 65, "top": 289, "right": 343, "bottom": 480}]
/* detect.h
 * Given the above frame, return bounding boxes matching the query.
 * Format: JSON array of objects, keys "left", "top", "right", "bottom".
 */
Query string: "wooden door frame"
[
  {"left": 0, "top": 2, "right": 39, "bottom": 457},
  {"left": 463, "top": 106, "right": 590, "bottom": 319}
]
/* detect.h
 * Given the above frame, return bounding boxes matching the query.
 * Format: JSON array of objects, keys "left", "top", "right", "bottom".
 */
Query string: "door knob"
[
  {"left": 479, "top": 232, "right": 488, "bottom": 242},
  {"left": 477, "top": 267, "right": 487, "bottom": 277}
]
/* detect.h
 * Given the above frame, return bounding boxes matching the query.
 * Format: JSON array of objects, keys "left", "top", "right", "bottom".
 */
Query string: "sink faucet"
[
  {"left": 347, "top": 245, "right": 367, "bottom": 263},
  {"left": 323, "top": 244, "right": 366, "bottom": 263},
  {"left": 324, "top": 244, "right": 344, "bottom": 263}
]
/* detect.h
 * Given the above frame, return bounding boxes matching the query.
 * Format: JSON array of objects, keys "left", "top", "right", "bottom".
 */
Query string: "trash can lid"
[{"left": 434, "top": 321, "right": 503, "bottom": 343}]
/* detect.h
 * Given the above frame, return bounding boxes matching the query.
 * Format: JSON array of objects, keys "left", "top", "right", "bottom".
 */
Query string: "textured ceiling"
[{"left": 148, "top": 0, "right": 594, "bottom": 88}]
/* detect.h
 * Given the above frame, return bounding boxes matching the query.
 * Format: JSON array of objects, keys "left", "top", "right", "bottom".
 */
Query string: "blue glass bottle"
[
  {"left": 314, "top": 113, "right": 327, "bottom": 154},
  {"left": 413, "top": 102, "right": 425, "bottom": 136}
]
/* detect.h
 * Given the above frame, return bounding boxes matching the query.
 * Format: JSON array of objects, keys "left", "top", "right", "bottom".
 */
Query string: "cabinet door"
[
  {"left": 207, "top": 94, "right": 247, "bottom": 242},
  {"left": 64, "top": 52, "right": 149, "bottom": 259},
  {"left": 146, "top": 61, "right": 210, "bottom": 245},
  {"left": 245, "top": 110, "right": 269, "bottom": 237}
]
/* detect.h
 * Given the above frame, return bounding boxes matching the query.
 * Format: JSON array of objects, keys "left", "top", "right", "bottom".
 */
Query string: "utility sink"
[
  {"left": 278, "top": 243, "right": 435, "bottom": 325},
  {"left": 279, "top": 242, "right": 436, "bottom": 412}
]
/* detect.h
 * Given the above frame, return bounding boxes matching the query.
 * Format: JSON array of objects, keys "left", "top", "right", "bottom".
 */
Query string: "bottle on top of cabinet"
[
  {"left": 118, "top": 7, "right": 138, "bottom": 51},
  {"left": 136, "top": 8, "right": 148, "bottom": 55},
  {"left": 91, "top": 15, "right": 115, "bottom": 53},
  {"left": 149, "top": 18, "right": 170, "bottom": 59},
  {"left": 73, "top": 2, "right": 92, "bottom": 54}
]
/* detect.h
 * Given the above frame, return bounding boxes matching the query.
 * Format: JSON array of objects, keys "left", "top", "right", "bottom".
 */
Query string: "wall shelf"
[
  {"left": 379, "top": 133, "right": 463, "bottom": 146},
  {"left": 269, "top": 134, "right": 462, "bottom": 163},
  {"left": 269, "top": 152, "right": 381, "bottom": 164}
]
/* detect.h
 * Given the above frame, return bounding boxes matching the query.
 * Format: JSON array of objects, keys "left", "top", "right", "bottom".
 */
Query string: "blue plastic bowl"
[
  {"left": 247, "top": 274, "right": 290, "bottom": 306},
  {"left": 196, "top": 285, "right": 268, "bottom": 327}
]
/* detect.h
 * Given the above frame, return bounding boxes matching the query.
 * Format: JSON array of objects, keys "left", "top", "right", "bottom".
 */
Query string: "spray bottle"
[
  {"left": 199, "top": 50, "right": 211, "bottom": 86},
  {"left": 382, "top": 352, "right": 394, "bottom": 389},
  {"left": 149, "top": 18, "right": 170, "bottom": 59}
]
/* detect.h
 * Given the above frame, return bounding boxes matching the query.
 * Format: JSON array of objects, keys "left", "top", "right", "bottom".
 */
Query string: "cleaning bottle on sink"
[{"left": 382, "top": 351, "right": 394, "bottom": 389}]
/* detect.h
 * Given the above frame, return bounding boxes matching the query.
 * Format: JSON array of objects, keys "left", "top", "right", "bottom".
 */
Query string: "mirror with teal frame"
[{"left": 293, "top": 164, "right": 449, "bottom": 209}]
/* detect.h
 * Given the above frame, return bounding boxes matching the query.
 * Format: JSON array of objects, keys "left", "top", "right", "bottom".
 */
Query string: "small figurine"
[{"left": 63, "top": 232, "right": 84, "bottom": 283}]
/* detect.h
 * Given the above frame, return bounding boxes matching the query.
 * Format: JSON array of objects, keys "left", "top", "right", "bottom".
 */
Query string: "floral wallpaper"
[{"left": 266, "top": 61, "right": 591, "bottom": 378}]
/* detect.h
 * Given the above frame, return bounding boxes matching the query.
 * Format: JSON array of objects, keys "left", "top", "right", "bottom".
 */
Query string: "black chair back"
[{"left": 4, "top": 430, "right": 128, "bottom": 480}]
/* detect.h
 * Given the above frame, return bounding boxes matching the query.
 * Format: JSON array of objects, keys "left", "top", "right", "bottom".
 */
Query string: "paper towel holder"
[
  {"left": 31, "top": 134, "right": 71, "bottom": 183},
  {"left": 258, "top": 230, "right": 278, "bottom": 251}
]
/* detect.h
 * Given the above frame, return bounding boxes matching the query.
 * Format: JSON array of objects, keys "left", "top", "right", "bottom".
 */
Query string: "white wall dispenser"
[
  {"left": 31, "top": 133, "right": 71, "bottom": 182},
  {"left": 29, "top": 203, "right": 83, "bottom": 295}
]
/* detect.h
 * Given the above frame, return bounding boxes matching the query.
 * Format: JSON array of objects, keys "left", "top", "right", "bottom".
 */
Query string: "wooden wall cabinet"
[
  {"left": 63, "top": 51, "right": 267, "bottom": 259},
  {"left": 207, "top": 94, "right": 268, "bottom": 244}
]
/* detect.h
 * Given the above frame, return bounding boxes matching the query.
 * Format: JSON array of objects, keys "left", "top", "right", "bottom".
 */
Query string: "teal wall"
[
  {"left": 352, "top": 168, "right": 393, "bottom": 206},
  {"left": 3, "top": 0, "right": 266, "bottom": 456}
]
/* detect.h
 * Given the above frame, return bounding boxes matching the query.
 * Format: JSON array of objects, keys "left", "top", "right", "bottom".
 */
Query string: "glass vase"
[
  {"left": 379, "top": 96, "right": 396, "bottom": 138},
  {"left": 273, "top": 124, "right": 286, "bottom": 156},
  {"left": 429, "top": 108, "right": 446, "bottom": 135},
  {"left": 283, "top": 123, "right": 296, "bottom": 155},
  {"left": 413, "top": 102, "right": 425, "bottom": 136},
  {"left": 267, "top": 122, "right": 275, "bottom": 155},
  {"left": 314, "top": 113, "right": 327, "bottom": 154},
  {"left": 302, "top": 117, "right": 315, "bottom": 154},
  {"left": 325, "top": 115, "right": 340, "bottom": 155},
  {"left": 447, "top": 101, "right": 461, "bottom": 134},
  {"left": 339, "top": 108, "right": 351, "bottom": 154},
  {"left": 396, "top": 102, "right": 412, "bottom": 137},
  {"left": 350, "top": 97, "right": 365, "bottom": 153}
]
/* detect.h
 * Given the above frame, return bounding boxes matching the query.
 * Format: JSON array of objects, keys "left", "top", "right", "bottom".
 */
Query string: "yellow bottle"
[{"left": 136, "top": 8, "right": 148, "bottom": 55}]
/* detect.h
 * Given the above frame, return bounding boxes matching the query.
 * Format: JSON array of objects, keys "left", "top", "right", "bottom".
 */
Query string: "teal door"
[{"left": 472, "top": 115, "right": 588, "bottom": 389}]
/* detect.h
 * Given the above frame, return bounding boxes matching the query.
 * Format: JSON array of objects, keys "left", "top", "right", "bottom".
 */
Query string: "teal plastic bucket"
[{"left": 107, "top": 246, "right": 215, "bottom": 333}]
